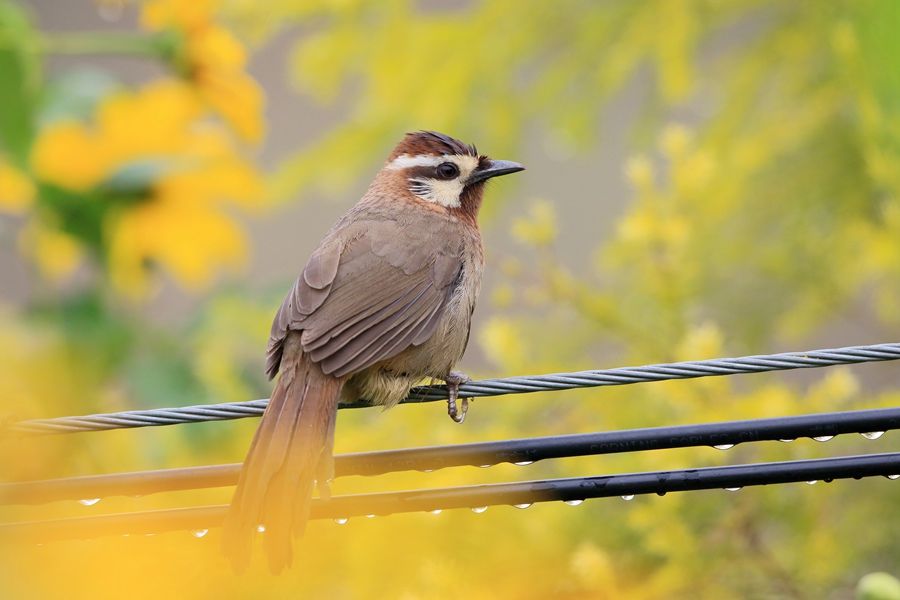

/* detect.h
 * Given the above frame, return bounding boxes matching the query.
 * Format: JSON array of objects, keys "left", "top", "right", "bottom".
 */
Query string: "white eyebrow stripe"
[{"left": 386, "top": 154, "right": 447, "bottom": 170}]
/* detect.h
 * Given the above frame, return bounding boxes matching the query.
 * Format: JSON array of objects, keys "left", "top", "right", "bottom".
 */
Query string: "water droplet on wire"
[
  {"left": 513, "top": 503, "right": 532, "bottom": 509},
  {"left": 564, "top": 499, "right": 584, "bottom": 506},
  {"left": 861, "top": 431, "right": 885, "bottom": 440},
  {"left": 365, "top": 514, "right": 376, "bottom": 519},
  {"left": 778, "top": 438, "right": 795, "bottom": 443},
  {"left": 806, "top": 480, "right": 817, "bottom": 485},
  {"left": 621, "top": 495, "right": 635, "bottom": 501},
  {"left": 725, "top": 487, "right": 742, "bottom": 492},
  {"left": 191, "top": 529, "right": 208, "bottom": 538},
  {"left": 334, "top": 518, "right": 348, "bottom": 525},
  {"left": 430, "top": 509, "right": 442, "bottom": 515},
  {"left": 713, "top": 444, "right": 734, "bottom": 450},
  {"left": 887, "top": 474, "right": 900, "bottom": 480},
  {"left": 812, "top": 435, "right": 834, "bottom": 442},
  {"left": 256, "top": 525, "right": 266, "bottom": 533},
  {"left": 471, "top": 506, "right": 488, "bottom": 514},
  {"left": 79, "top": 498, "right": 100, "bottom": 506},
  {"left": 513, "top": 461, "right": 534, "bottom": 466}
]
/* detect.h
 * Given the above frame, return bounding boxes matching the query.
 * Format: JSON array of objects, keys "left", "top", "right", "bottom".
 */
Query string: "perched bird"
[{"left": 223, "top": 131, "right": 524, "bottom": 572}]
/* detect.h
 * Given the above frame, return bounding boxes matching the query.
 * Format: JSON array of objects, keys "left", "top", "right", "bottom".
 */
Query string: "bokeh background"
[{"left": 2, "top": 0, "right": 900, "bottom": 598}]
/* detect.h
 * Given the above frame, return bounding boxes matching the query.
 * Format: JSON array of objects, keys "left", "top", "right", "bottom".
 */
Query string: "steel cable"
[{"left": 9, "top": 342, "right": 900, "bottom": 435}]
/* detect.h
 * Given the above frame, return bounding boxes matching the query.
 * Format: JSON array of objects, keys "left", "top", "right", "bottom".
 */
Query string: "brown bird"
[{"left": 223, "top": 131, "right": 524, "bottom": 572}]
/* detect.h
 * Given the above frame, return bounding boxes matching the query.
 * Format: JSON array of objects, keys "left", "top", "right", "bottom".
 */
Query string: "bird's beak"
[{"left": 467, "top": 159, "right": 525, "bottom": 185}]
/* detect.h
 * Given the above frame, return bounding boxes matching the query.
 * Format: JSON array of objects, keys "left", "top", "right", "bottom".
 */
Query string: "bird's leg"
[{"left": 444, "top": 370, "right": 471, "bottom": 424}]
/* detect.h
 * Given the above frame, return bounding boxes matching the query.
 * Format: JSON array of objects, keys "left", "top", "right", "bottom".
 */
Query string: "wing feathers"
[
  {"left": 317, "top": 281, "right": 434, "bottom": 374},
  {"left": 412, "top": 297, "right": 447, "bottom": 345},
  {"left": 332, "top": 296, "right": 442, "bottom": 377},
  {"left": 302, "top": 242, "right": 342, "bottom": 290},
  {"left": 268, "top": 218, "right": 464, "bottom": 379},
  {"left": 303, "top": 278, "right": 430, "bottom": 353}
]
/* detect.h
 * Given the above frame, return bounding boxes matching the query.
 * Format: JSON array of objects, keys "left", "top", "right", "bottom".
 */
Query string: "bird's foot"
[{"left": 444, "top": 371, "right": 471, "bottom": 424}]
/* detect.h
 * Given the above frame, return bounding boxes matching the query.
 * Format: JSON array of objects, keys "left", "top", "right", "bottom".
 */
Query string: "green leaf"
[
  {"left": 101, "top": 157, "right": 183, "bottom": 197},
  {"left": 38, "top": 67, "right": 119, "bottom": 126},
  {"left": 856, "top": 1, "right": 900, "bottom": 115},
  {"left": 0, "top": 0, "right": 40, "bottom": 165},
  {"left": 37, "top": 182, "right": 106, "bottom": 255},
  {"left": 29, "top": 291, "right": 135, "bottom": 377}
]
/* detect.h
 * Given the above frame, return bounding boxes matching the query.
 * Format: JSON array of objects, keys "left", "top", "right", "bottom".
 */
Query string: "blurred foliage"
[
  {"left": 2, "top": 0, "right": 900, "bottom": 598},
  {"left": 858, "top": 572, "right": 900, "bottom": 600}
]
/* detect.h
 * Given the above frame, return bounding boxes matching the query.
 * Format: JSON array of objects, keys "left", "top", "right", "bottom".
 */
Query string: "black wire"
[
  {"left": 5, "top": 453, "right": 899, "bottom": 542},
  {"left": 4, "top": 407, "right": 899, "bottom": 505}
]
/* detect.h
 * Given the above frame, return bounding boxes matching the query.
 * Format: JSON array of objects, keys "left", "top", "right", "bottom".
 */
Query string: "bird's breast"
[
  {"left": 342, "top": 226, "right": 484, "bottom": 407},
  {"left": 399, "top": 229, "right": 484, "bottom": 376}
]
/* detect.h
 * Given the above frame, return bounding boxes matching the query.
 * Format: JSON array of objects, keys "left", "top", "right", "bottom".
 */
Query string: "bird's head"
[{"left": 381, "top": 131, "right": 524, "bottom": 218}]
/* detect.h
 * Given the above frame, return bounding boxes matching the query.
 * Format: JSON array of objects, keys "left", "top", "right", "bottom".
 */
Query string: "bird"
[{"left": 222, "top": 130, "right": 524, "bottom": 573}]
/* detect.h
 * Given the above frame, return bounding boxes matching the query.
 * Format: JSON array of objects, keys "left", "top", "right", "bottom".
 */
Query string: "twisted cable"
[{"left": 10, "top": 342, "right": 900, "bottom": 435}]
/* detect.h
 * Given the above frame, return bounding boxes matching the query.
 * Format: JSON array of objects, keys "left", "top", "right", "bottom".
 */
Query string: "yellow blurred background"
[{"left": 2, "top": 0, "right": 900, "bottom": 598}]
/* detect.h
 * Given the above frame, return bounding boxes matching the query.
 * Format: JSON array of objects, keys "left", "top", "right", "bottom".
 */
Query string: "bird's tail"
[{"left": 223, "top": 332, "right": 342, "bottom": 573}]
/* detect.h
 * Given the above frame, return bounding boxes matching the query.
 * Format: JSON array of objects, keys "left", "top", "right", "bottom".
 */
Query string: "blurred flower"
[
  {"left": 29, "top": 80, "right": 263, "bottom": 294},
  {"left": 31, "top": 80, "right": 204, "bottom": 190},
  {"left": 18, "top": 219, "right": 84, "bottom": 281},
  {"left": 857, "top": 572, "right": 900, "bottom": 600},
  {"left": 107, "top": 182, "right": 248, "bottom": 293},
  {"left": 31, "top": 121, "right": 116, "bottom": 191},
  {"left": 831, "top": 21, "right": 859, "bottom": 59},
  {"left": 569, "top": 543, "right": 617, "bottom": 590},
  {"left": 140, "top": 0, "right": 214, "bottom": 30},
  {"left": 617, "top": 205, "right": 688, "bottom": 248},
  {"left": 479, "top": 316, "right": 528, "bottom": 372},
  {"left": 511, "top": 200, "right": 557, "bottom": 246},
  {"left": 672, "top": 150, "right": 715, "bottom": 194},
  {"left": 807, "top": 368, "right": 860, "bottom": 407},
  {"left": 659, "top": 123, "right": 692, "bottom": 158},
  {"left": 0, "top": 160, "right": 35, "bottom": 213},
  {"left": 674, "top": 321, "right": 724, "bottom": 361},
  {"left": 490, "top": 282, "right": 515, "bottom": 309},
  {"left": 141, "top": 0, "right": 265, "bottom": 142},
  {"left": 624, "top": 155, "right": 654, "bottom": 190}
]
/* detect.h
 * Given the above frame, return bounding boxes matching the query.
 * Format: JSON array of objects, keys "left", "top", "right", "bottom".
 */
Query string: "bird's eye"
[{"left": 436, "top": 162, "right": 459, "bottom": 179}]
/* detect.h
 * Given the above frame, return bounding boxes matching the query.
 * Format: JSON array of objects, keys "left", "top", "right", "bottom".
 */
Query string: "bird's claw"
[
  {"left": 444, "top": 371, "right": 471, "bottom": 424},
  {"left": 448, "top": 396, "right": 468, "bottom": 424}
]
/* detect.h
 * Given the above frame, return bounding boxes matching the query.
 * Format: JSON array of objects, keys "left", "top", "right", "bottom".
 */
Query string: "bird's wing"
[{"left": 266, "top": 218, "right": 463, "bottom": 379}]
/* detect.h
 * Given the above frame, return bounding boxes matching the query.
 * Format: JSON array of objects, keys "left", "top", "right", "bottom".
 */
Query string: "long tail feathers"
[{"left": 223, "top": 334, "right": 342, "bottom": 573}]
